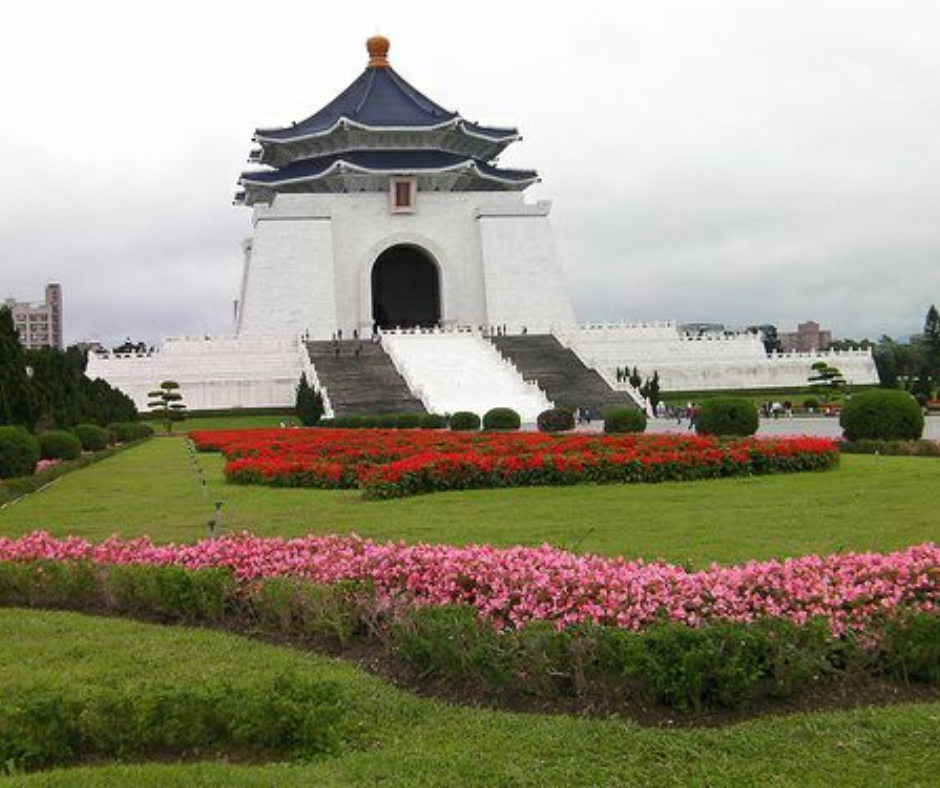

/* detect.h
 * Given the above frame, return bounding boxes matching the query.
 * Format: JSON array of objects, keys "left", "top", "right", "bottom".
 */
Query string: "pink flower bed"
[{"left": 3, "top": 531, "right": 939, "bottom": 636}]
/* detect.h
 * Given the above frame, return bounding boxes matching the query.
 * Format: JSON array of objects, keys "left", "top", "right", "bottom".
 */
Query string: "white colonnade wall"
[{"left": 562, "top": 322, "right": 879, "bottom": 391}]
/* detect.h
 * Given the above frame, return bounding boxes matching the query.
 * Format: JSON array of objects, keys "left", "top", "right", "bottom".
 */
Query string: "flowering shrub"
[
  {"left": 3, "top": 531, "right": 938, "bottom": 638},
  {"left": 190, "top": 428, "right": 839, "bottom": 499}
]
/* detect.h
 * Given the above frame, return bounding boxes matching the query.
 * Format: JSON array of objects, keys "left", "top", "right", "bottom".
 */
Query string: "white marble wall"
[
  {"left": 86, "top": 336, "right": 305, "bottom": 411},
  {"left": 235, "top": 191, "right": 577, "bottom": 340}
]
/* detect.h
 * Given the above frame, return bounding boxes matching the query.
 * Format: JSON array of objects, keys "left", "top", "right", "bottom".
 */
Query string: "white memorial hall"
[{"left": 89, "top": 36, "right": 877, "bottom": 419}]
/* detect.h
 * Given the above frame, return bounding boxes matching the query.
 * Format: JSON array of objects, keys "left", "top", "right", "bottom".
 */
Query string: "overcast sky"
[{"left": 2, "top": 0, "right": 938, "bottom": 344}]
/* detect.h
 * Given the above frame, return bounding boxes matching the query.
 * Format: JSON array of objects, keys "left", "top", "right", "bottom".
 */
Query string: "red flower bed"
[{"left": 191, "top": 428, "right": 839, "bottom": 498}]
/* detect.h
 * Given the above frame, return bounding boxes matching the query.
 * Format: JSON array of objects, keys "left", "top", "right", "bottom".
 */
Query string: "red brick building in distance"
[{"left": 779, "top": 320, "right": 831, "bottom": 353}]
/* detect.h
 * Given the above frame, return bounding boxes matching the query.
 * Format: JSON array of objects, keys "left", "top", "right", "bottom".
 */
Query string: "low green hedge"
[
  {"left": 841, "top": 439, "right": 940, "bottom": 457},
  {"left": 38, "top": 430, "right": 83, "bottom": 461},
  {"left": 603, "top": 408, "right": 647, "bottom": 434},
  {"left": 696, "top": 398, "right": 759, "bottom": 437},
  {"left": 72, "top": 423, "right": 111, "bottom": 452},
  {"left": 840, "top": 389, "right": 924, "bottom": 441},
  {"left": 450, "top": 411, "right": 481, "bottom": 431},
  {"left": 317, "top": 413, "right": 441, "bottom": 429},
  {"left": 0, "top": 427, "right": 40, "bottom": 478},
  {"left": 537, "top": 408, "right": 575, "bottom": 433},
  {"left": 482, "top": 407, "right": 521, "bottom": 431},
  {"left": 3, "top": 561, "right": 938, "bottom": 718},
  {"left": 107, "top": 421, "right": 155, "bottom": 443},
  {"left": 0, "top": 672, "right": 345, "bottom": 772}
]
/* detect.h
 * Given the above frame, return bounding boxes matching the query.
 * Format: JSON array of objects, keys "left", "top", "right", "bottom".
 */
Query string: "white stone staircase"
[{"left": 380, "top": 329, "right": 552, "bottom": 420}]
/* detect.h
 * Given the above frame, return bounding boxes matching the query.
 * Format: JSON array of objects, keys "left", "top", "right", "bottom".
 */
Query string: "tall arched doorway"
[{"left": 371, "top": 244, "right": 441, "bottom": 329}]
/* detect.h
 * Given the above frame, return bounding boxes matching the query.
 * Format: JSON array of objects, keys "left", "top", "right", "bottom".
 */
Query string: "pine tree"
[
  {"left": 0, "top": 306, "right": 36, "bottom": 427},
  {"left": 295, "top": 373, "right": 324, "bottom": 426},
  {"left": 147, "top": 381, "right": 187, "bottom": 433}
]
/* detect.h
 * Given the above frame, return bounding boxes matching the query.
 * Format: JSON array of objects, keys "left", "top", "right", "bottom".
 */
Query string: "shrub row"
[
  {"left": 3, "top": 561, "right": 938, "bottom": 717},
  {"left": 841, "top": 439, "right": 940, "bottom": 457},
  {"left": 317, "top": 413, "right": 445, "bottom": 429},
  {"left": 1, "top": 672, "right": 345, "bottom": 772},
  {"left": 0, "top": 422, "right": 154, "bottom": 479}
]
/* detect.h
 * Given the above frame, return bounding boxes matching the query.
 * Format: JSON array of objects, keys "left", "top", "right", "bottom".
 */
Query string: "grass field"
[
  {"left": 1, "top": 436, "right": 938, "bottom": 566},
  {"left": 3, "top": 608, "right": 939, "bottom": 787},
  {"left": 3, "top": 431, "right": 940, "bottom": 785}
]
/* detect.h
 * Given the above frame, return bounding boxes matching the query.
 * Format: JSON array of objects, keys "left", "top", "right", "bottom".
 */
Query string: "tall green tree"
[
  {"left": 295, "top": 373, "right": 324, "bottom": 426},
  {"left": 924, "top": 304, "right": 940, "bottom": 380},
  {"left": 0, "top": 306, "right": 36, "bottom": 427}
]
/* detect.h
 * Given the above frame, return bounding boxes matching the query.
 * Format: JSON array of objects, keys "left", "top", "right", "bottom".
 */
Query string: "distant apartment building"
[
  {"left": 4, "top": 283, "right": 63, "bottom": 350},
  {"left": 779, "top": 320, "right": 831, "bottom": 353}
]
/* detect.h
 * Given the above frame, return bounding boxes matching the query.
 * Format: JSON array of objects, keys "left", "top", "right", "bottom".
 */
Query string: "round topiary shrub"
[
  {"left": 695, "top": 398, "right": 759, "bottom": 437},
  {"left": 39, "top": 430, "right": 82, "bottom": 461},
  {"left": 537, "top": 407, "right": 575, "bottom": 433},
  {"left": 392, "top": 413, "right": 422, "bottom": 429},
  {"left": 603, "top": 408, "right": 648, "bottom": 434},
  {"left": 450, "top": 411, "right": 481, "bottom": 431},
  {"left": 482, "top": 407, "right": 521, "bottom": 431},
  {"left": 107, "top": 422, "right": 154, "bottom": 443},
  {"left": 840, "top": 389, "right": 924, "bottom": 441},
  {"left": 72, "top": 424, "right": 111, "bottom": 452},
  {"left": 802, "top": 397, "right": 821, "bottom": 411},
  {"left": 0, "top": 426, "right": 40, "bottom": 478},
  {"left": 419, "top": 413, "right": 447, "bottom": 429}
]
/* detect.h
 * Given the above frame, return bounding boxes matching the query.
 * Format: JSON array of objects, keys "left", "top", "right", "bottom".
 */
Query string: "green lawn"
[
  {"left": 1, "top": 437, "right": 938, "bottom": 566},
  {"left": 3, "top": 608, "right": 939, "bottom": 787}
]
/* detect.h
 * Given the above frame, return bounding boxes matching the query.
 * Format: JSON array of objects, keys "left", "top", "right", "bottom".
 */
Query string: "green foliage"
[
  {"left": 0, "top": 307, "right": 37, "bottom": 428},
  {"left": 840, "top": 389, "right": 924, "bottom": 441},
  {"left": 840, "top": 439, "right": 940, "bottom": 457},
  {"left": 38, "top": 430, "right": 82, "bottom": 461},
  {"left": 603, "top": 408, "right": 647, "bottom": 434},
  {"left": 147, "top": 380, "right": 187, "bottom": 433},
  {"left": 808, "top": 361, "right": 846, "bottom": 403},
  {"left": 880, "top": 613, "right": 940, "bottom": 684},
  {"left": 72, "top": 423, "right": 110, "bottom": 452},
  {"left": 449, "top": 411, "right": 481, "bottom": 431},
  {"left": 419, "top": 413, "right": 447, "bottom": 429},
  {"left": 0, "top": 426, "right": 40, "bottom": 478},
  {"left": 802, "top": 396, "right": 821, "bottom": 410},
  {"left": 106, "top": 421, "right": 154, "bottom": 443},
  {"left": 0, "top": 672, "right": 345, "bottom": 772},
  {"left": 640, "top": 371, "right": 662, "bottom": 411},
  {"left": 482, "top": 407, "right": 521, "bottom": 431},
  {"left": 696, "top": 398, "right": 759, "bottom": 437},
  {"left": 25, "top": 345, "right": 137, "bottom": 428},
  {"left": 537, "top": 407, "right": 575, "bottom": 433},
  {"left": 317, "top": 413, "right": 438, "bottom": 429},
  {"left": 102, "top": 564, "right": 236, "bottom": 624},
  {"left": 924, "top": 305, "right": 940, "bottom": 381},
  {"left": 295, "top": 374, "right": 324, "bottom": 426}
]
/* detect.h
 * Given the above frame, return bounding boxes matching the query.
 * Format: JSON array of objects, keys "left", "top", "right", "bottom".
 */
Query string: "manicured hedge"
[
  {"left": 537, "top": 408, "right": 575, "bottom": 433},
  {"left": 38, "top": 430, "right": 82, "bottom": 461},
  {"left": 482, "top": 407, "right": 521, "bottom": 431},
  {"left": 0, "top": 426, "right": 39, "bottom": 479},
  {"left": 840, "top": 389, "right": 924, "bottom": 442},
  {"left": 603, "top": 408, "right": 647, "bottom": 434},
  {"left": 72, "top": 423, "right": 111, "bottom": 452},
  {"left": 0, "top": 672, "right": 345, "bottom": 771},
  {"left": 841, "top": 439, "right": 940, "bottom": 457},
  {"left": 107, "top": 421, "right": 154, "bottom": 442},
  {"left": 450, "top": 411, "right": 481, "bottom": 431},
  {"left": 317, "top": 413, "right": 439, "bottom": 429},
  {"left": 696, "top": 398, "right": 759, "bottom": 437},
  {"left": 2, "top": 558, "right": 940, "bottom": 718}
]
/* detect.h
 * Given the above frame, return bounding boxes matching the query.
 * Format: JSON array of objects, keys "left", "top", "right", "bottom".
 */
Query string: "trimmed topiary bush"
[
  {"left": 107, "top": 422, "right": 154, "bottom": 443},
  {"left": 38, "top": 430, "right": 82, "bottom": 461},
  {"left": 537, "top": 408, "right": 575, "bottom": 433},
  {"left": 603, "top": 408, "right": 647, "bottom": 434},
  {"left": 450, "top": 411, "right": 481, "bottom": 431},
  {"left": 482, "top": 407, "right": 521, "bottom": 431},
  {"left": 72, "top": 424, "right": 111, "bottom": 452},
  {"left": 419, "top": 413, "right": 448, "bottom": 429},
  {"left": 840, "top": 388, "right": 924, "bottom": 442},
  {"left": 0, "top": 426, "right": 40, "bottom": 478},
  {"left": 696, "top": 398, "right": 759, "bottom": 437}
]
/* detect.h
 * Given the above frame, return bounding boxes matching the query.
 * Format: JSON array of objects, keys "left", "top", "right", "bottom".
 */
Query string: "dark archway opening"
[{"left": 371, "top": 245, "right": 441, "bottom": 329}]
